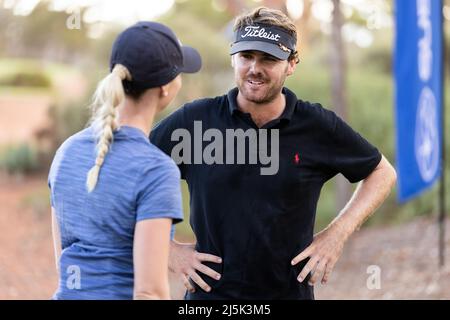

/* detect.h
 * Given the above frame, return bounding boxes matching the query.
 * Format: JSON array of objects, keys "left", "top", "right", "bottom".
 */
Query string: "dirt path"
[
  {"left": 315, "top": 216, "right": 450, "bottom": 299},
  {"left": 0, "top": 95, "right": 52, "bottom": 145},
  {"left": 0, "top": 175, "right": 448, "bottom": 299},
  {"left": 0, "top": 174, "right": 56, "bottom": 299}
]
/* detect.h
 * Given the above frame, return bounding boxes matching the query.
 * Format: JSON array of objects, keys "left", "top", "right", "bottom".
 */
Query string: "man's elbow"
[
  {"left": 377, "top": 156, "right": 397, "bottom": 190},
  {"left": 379, "top": 162, "right": 397, "bottom": 193},
  {"left": 390, "top": 167, "right": 397, "bottom": 188}
]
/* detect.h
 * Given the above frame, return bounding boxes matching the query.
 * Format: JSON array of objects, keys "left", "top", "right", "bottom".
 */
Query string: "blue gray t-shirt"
[{"left": 48, "top": 125, "right": 183, "bottom": 300}]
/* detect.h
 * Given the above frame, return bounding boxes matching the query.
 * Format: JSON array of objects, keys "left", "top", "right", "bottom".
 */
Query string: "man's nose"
[{"left": 249, "top": 59, "right": 262, "bottom": 74}]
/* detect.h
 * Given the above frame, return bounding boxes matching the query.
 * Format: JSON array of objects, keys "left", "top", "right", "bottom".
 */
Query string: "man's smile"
[{"left": 246, "top": 78, "right": 267, "bottom": 89}]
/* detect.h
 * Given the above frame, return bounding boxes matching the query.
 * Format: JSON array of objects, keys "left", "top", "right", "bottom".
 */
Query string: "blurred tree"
[
  {"left": 331, "top": 0, "right": 351, "bottom": 212},
  {"left": 295, "top": 0, "right": 313, "bottom": 52},
  {"left": 262, "top": 0, "right": 287, "bottom": 12},
  {"left": 0, "top": 0, "right": 122, "bottom": 73},
  {"left": 220, "top": 0, "right": 245, "bottom": 15},
  {"left": 0, "top": 1, "right": 92, "bottom": 62},
  {"left": 173, "top": 0, "right": 233, "bottom": 30},
  {"left": 158, "top": 4, "right": 232, "bottom": 115}
]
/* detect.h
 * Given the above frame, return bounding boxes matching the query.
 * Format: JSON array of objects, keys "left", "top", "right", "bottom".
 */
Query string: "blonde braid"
[{"left": 86, "top": 64, "right": 132, "bottom": 192}]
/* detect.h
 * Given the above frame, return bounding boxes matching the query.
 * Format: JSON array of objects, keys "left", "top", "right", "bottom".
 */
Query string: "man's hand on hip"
[
  {"left": 291, "top": 225, "right": 347, "bottom": 286},
  {"left": 169, "top": 241, "right": 222, "bottom": 293}
]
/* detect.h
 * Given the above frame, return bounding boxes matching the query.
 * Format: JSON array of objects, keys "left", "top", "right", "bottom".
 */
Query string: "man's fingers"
[
  {"left": 297, "top": 256, "right": 318, "bottom": 282},
  {"left": 308, "top": 259, "right": 327, "bottom": 286},
  {"left": 194, "top": 262, "right": 221, "bottom": 280},
  {"left": 291, "top": 246, "right": 313, "bottom": 266},
  {"left": 189, "top": 271, "right": 211, "bottom": 292},
  {"left": 195, "top": 252, "right": 222, "bottom": 264},
  {"left": 321, "top": 261, "right": 335, "bottom": 284},
  {"left": 182, "top": 274, "right": 196, "bottom": 293}
]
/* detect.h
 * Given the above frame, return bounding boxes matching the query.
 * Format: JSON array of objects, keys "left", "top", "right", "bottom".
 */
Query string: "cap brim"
[
  {"left": 230, "top": 41, "right": 290, "bottom": 60},
  {"left": 181, "top": 46, "right": 202, "bottom": 73}
]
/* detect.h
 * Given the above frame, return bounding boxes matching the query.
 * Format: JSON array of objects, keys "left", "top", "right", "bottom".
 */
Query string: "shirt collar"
[{"left": 227, "top": 87, "right": 297, "bottom": 123}]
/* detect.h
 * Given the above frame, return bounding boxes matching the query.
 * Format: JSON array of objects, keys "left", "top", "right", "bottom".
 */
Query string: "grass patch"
[{"left": 0, "top": 58, "right": 80, "bottom": 95}]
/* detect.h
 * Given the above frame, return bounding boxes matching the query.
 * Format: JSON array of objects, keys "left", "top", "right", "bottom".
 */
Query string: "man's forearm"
[{"left": 327, "top": 156, "right": 397, "bottom": 242}]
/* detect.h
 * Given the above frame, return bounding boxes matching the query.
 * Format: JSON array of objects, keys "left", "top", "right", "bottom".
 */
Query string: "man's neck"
[{"left": 236, "top": 91, "right": 286, "bottom": 128}]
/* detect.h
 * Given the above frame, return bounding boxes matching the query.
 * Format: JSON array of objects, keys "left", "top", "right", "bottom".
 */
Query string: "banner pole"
[{"left": 439, "top": 0, "right": 446, "bottom": 268}]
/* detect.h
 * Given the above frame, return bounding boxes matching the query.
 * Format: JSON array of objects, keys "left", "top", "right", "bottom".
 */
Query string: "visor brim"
[{"left": 229, "top": 41, "right": 290, "bottom": 60}]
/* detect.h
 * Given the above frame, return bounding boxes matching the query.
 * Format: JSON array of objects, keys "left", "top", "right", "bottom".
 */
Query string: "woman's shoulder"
[
  {"left": 54, "top": 126, "right": 93, "bottom": 155},
  {"left": 145, "top": 143, "right": 179, "bottom": 169},
  {"left": 127, "top": 148, "right": 181, "bottom": 194}
]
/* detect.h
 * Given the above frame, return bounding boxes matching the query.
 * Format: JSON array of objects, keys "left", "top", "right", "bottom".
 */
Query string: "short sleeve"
[
  {"left": 48, "top": 167, "right": 54, "bottom": 207},
  {"left": 323, "top": 109, "right": 382, "bottom": 183},
  {"left": 135, "top": 159, "right": 184, "bottom": 227},
  {"left": 150, "top": 106, "right": 189, "bottom": 179},
  {"left": 48, "top": 148, "right": 62, "bottom": 208}
]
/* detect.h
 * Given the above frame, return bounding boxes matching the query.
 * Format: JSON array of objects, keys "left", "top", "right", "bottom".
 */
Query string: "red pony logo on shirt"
[{"left": 294, "top": 153, "right": 300, "bottom": 165}]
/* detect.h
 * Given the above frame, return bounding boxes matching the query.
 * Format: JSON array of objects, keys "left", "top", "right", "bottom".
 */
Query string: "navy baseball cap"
[
  {"left": 110, "top": 21, "right": 202, "bottom": 89},
  {"left": 230, "top": 23, "right": 296, "bottom": 60}
]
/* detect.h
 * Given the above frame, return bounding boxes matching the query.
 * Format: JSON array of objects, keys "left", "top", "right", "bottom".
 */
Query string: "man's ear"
[
  {"left": 286, "top": 58, "right": 297, "bottom": 76},
  {"left": 231, "top": 55, "right": 235, "bottom": 67}
]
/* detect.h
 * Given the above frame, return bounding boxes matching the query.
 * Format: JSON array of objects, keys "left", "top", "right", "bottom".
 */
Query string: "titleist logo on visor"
[{"left": 241, "top": 26, "right": 281, "bottom": 41}]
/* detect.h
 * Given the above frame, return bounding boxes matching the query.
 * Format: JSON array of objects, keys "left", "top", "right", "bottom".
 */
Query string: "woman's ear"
[{"left": 160, "top": 84, "right": 169, "bottom": 97}]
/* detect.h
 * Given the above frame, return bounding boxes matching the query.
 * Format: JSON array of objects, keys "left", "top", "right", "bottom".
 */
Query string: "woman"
[{"left": 48, "top": 21, "right": 201, "bottom": 299}]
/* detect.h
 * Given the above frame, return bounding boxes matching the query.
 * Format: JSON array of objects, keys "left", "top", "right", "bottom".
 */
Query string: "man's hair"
[{"left": 233, "top": 7, "right": 299, "bottom": 63}]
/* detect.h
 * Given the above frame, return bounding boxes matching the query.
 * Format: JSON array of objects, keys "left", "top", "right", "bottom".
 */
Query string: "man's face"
[{"left": 232, "top": 50, "right": 296, "bottom": 104}]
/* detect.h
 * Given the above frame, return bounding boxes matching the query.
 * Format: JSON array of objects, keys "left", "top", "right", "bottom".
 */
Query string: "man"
[{"left": 150, "top": 7, "right": 397, "bottom": 300}]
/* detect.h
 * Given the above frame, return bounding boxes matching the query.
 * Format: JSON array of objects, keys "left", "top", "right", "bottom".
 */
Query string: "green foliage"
[
  {"left": 0, "top": 70, "right": 51, "bottom": 88},
  {"left": 361, "top": 47, "right": 392, "bottom": 74},
  {"left": 0, "top": 144, "right": 39, "bottom": 174},
  {"left": 174, "top": 181, "right": 195, "bottom": 241},
  {"left": 172, "top": 0, "right": 233, "bottom": 30},
  {"left": 0, "top": 58, "right": 81, "bottom": 97}
]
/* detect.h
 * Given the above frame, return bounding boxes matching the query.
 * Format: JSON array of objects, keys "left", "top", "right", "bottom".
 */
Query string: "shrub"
[
  {"left": 0, "top": 144, "right": 39, "bottom": 174},
  {"left": 0, "top": 71, "right": 52, "bottom": 88}
]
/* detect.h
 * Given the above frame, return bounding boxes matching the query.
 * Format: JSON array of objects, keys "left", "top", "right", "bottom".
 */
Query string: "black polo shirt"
[{"left": 150, "top": 87, "right": 382, "bottom": 300}]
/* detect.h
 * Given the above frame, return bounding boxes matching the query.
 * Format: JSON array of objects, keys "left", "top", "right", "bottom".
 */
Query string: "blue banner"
[{"left": 394, "top": 0, "right": 443, "bottom": 202}]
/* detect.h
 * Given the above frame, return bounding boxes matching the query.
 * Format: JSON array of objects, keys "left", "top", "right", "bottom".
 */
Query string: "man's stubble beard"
[{"left": 236, "top": 67, "right": 288, "bottom": 105}]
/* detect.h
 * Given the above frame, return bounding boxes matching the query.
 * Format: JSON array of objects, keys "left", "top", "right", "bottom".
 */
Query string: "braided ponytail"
[{"left": 86, "top": 64, "right": 132, "bottom": 192}]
